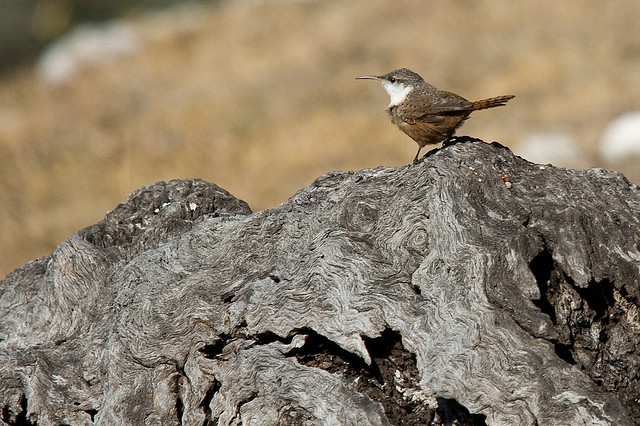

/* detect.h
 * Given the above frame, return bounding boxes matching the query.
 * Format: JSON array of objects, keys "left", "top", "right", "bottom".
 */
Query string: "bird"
[{"left": 357, "top": 68, "right": 514, "bottom": 162}]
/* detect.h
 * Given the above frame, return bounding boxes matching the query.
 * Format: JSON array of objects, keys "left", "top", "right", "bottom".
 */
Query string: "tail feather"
[{"left": 472, "top": 95, "right": 515, "bottom": 110}]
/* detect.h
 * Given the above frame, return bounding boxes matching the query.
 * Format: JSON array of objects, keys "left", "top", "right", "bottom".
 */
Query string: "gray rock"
[{"left": 1, "top": 138, "right": 638, "bottom": 425}]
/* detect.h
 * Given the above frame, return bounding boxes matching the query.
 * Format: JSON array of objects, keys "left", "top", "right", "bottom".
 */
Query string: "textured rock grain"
[{"left": 1, "top": 138, "right": 639, "bottom": 425}]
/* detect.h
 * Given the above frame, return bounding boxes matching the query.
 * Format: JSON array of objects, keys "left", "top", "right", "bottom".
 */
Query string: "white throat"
[{"left": 382, "top": 82, "right": 412, "bottom": 108}]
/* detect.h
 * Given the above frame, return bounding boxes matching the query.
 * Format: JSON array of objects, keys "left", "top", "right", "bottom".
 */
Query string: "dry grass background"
[{"left": 1, "top": 0, "right": 639, "bottom": 278}]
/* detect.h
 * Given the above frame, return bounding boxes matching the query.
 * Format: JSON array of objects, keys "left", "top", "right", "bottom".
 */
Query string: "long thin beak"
[{"left": 356, "top": 75, "right": 381, "bottom": 80}]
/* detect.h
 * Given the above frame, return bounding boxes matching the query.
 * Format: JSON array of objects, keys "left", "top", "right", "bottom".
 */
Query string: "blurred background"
[{"left": 1, "top": 0, "right": 639, "bottom": 278}]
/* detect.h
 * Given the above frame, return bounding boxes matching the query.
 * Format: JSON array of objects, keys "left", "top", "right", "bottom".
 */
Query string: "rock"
[{"left": 1, "top": 138, "right": 638, "bottom": 425}]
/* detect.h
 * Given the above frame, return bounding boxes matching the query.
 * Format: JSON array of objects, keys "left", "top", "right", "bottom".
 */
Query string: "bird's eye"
[{"left": 389, "top": 77, "right": 396, "bottom": 83}]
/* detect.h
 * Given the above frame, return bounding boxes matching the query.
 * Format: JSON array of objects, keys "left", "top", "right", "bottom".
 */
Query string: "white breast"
[{"left": 382, "top": 82, "right": 412, "bottom": 108}]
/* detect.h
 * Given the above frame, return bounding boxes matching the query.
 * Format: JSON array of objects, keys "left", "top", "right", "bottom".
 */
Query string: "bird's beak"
[{"left": 356, "top": 75, "right": 381, "bottom": 81}]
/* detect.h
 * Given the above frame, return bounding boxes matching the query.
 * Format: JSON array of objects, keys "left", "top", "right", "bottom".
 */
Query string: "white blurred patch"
[
  {"left": 599, "top": 112, "right": 640, "bottom": 163},
  {"left": 37, "top": 21, "right": 140, "bottom": 84},
  {"left": 515, "top": 132, "right": 584, "bottom": 166}
]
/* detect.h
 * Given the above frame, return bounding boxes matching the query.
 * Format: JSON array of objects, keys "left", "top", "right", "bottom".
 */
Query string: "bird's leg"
[{"left": 413, "top": 146, "right": 423, "bottom": 163}]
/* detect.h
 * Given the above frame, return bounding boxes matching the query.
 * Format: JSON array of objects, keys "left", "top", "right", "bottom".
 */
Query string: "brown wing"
[{"left": 395, "top": 90, "right": 473, "bottom": 125}]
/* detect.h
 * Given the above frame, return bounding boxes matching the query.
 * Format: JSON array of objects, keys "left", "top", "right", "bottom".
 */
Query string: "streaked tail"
[{"left": 472, "top": 95, "right": 515, "bottom": 110}]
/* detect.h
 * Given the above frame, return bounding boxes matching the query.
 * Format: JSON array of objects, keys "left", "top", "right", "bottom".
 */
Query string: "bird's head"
[{"left": 357, "top": 68, "right": 424, "bottom": 107}]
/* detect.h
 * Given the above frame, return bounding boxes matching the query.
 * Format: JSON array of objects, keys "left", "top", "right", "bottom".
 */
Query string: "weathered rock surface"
[{"left": 1, "top": 137, "right": 639, "bottom": 425}]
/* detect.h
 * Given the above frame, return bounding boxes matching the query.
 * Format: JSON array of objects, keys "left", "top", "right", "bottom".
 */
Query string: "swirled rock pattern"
[{"left": 1, "top": 138, "right": 639, "bottom": 425}]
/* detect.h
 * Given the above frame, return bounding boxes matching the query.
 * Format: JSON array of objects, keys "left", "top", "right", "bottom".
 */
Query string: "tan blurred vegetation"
[{"left": 1, "top": 0, "right": 639, "bottom": 278}]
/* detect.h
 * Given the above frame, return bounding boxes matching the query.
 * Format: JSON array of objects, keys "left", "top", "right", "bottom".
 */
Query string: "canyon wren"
[{"left": 357, "top": 68, "right": 514, "bottom": 162}]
